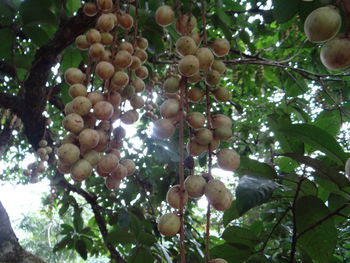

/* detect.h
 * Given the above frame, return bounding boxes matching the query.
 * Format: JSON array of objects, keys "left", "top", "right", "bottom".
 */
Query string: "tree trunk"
[{"left": 0, "top": 201, "right": 45, "bottom": 263}]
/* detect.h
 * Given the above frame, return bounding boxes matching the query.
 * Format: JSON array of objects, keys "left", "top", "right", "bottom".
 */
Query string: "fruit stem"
[{"left": 179, "top": 77, "right": 187, "bottom": 263}]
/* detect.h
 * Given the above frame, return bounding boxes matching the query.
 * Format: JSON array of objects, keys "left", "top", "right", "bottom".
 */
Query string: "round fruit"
[
  {"left": 194, "top": 128, "right": 213, "bottom": 146},
  {"left": 64, "top": 68, "right": 85, "bottom": 85},
  {"left": 204, "top": 179, "right": 226, "bottom": 204},
  {"left": 135, "top": 66, "right": 149, "bottom": 79},
  {"left": 96, "top": 0, "right": 113, "bottom": 11},
  {"left": 57, "top": 143, "right": 80, "bottom": 165},
  {"left": 211, "top": 188, "right": 232, "bottom": 211},
  {"left": 186, "top": 112, "right": 205, "bottom": 129},
  {"left": 217, "top": 148, "right": 240, "bottom": 171},
  {"left": 72, "top": 96, "right": 92, "bottom": 116},
  {"left": 155, "top": 5, "right": 175, "bottom": 27},
  {"left": 176, "top": 36, "right": 198, "bottom": 56},
  {"left": 71, "top": 159, "right": 92, "bottom": 182},
  {"left": 137, "top": 37, "right": 148, "bottom": 50},
  {"left": 212, "top": 38, "right": 230, "bottom": 57},
  {"left": 79, "top": 128, "right": 100, "bottom": 149},
  {"left": 120, "top": 110, "right": 139, "bottom": 124},
  {"left": 69, "top": 84, "right": 87, "bottom": 98},
  {"left": 212, "top": 87, "right": 230, "bottom": 102},
  {"left": 119, "top": 41, "right": 134, "bottom": 54},
  {"left": 96, "top": 13, "right": 116, "bottom": 32},
  {"left": 163, "top": 76, "right": 180, "bottom": 93},
  {"left": 86, "top": 29, "right": 101, "bottom": 44},
  {"left": 62, "top": 133, "right": 78, "bottom": 144},
  {"left": 153, "top": 119, "right": 175, "bottom": 139},
  {"left": 111, "top": 71, "right": 129, "bottom": 87},
  {"left": 89, "top": 43, "right": 105, "bottom": 60},
  {"left": 190, "top": 31, "right": 201, "bottom": 46},
  {"left": 188, "top": 87, "right": 204, "bottom": 102},
  {"left": 120, "top": 159, "right": 136, "bottom": 176},
  {"left": 87, "top": 91, "right": 105, "bottom": 105},
  {"left": 95, "top": 61, "right": 115, "bottom": 80},
  {"left": 93, "top": 101, "right": 114, "bottom": 120},
  {"left": 118, "top": 13, "right": 134, "bottom": 30},
  {"left": 187, "top": 139, "right": 207, "bottom": 156},
  {"left": 320, "top": 34, "right": 350, "bottom": 70},
  {"left": 176, "top": 14, "right": 197, "bottom": 35},
  {"left": 75, "top": 35, "right": 90, "bottom": 50},
  {"left": 83, "top": 150, "right": 100, "bottom": 167},
  {"left": 111, "top": 164, "right": 128, "bottom": 180},
  {"left": 160, "top": 99, "right": 180, "bottom": 119},
  {"left": 185, "top": 175, "right": 207, "bottom": 198},
  {"left": 114, "top": 50, "right": 132, "bottom": 69},
  {"left": 101, "top": 32, "right": 114, "bottom": 45},
  {"left": 133, "top": 78, "right": 145, "bottom": 93},
  {"left": 214, "top": 126, "right": 232, "bottom": 141},
  {"left": 108, "top": 91, "right": 122, "bottom": 107},
  {"left": 134, "top": 48, "right": 148, "bottom": 64},
  {"left": 304, "top": 5, "right": 341, "bottom": 43},
  {"left": 196, "top": 48, "right": 214, "bottom": 71},
  {"left": 211, "top": 60, "right": 226, "bottom": 74},
  {"left": 188, "top": 71, "right": 202, "bottom": 83},
  {"left": 83, "top": 2, "right": 98, "bottom": 16},
  {"left": 130, "top": 95, "right": 145, "bottom": 109},
  {"left": 105, "top": 176, "right": 121, "bottom": 190},
  {"left": 205, "top": 70, "right": 221, "bottom": 86},
  {"left": 122, "top": 85, "right": 136, "bottom": 99},
  {"left": 98, "top": 153, "right": 119, "bottom": 173},
  {"left": 179, "top": 55, "right": 200, "bottom": 77},
  {"left": 211, "top": 114, "right": 232, "bottom": 128},
  {"left": 158, "top": 213, "right": 180, "bottom": 237},
  {"left": 57, "top": 161, "right": 72, "bottom": 174},
  {"left": 113, "top": 126, "right": 126, "bottom": 140},
  {"left": 129, "top": 56, "right": 142, "bottom": 70},
  {"left": 63, "top": 113, "right": 84, "bottom": 134},
  {"left": 166, "top": 185, "right": 189, "bottom": 209}
]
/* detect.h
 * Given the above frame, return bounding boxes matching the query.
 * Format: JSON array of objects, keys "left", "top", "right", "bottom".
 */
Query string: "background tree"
[{"left": 1, "top": 0, "right": 350, "bottom": 262}]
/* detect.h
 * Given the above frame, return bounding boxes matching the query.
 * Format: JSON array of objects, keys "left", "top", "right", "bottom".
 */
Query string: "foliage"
[{"left": 1, "top": 0, "right": 350, "bottom": 262}]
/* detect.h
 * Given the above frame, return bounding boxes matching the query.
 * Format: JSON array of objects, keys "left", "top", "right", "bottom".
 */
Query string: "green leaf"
[
  {"left": 58, "top": 202, "right": 69, "bottom": 216},
  {"left": 235, "top": 175, "right": 278, "bottom": 216},
  {"left": 73, "top": 208, "right": 84, "bottom": 233},
  {"left": 138, "top": 232, "right": 157, "bottom": 246},
  {"left": 75, "top": 239, "right": 88, "bottom": 260},
  {"left": 215, "top": 0, "right": 233, "bottom": 27},
  {"left": 296, "top": 196, "right": 337, "bottom": 263},
  {"left": 19, "top": 0, "right": 58, "bottom": 25},
  {"left": 66, "top": 0, "right": 81, "bottom": 16},
  {"left": 210, "top": 243, "right": 252, "bottom": 262},
  {"left": 313, "top": 110, "right": 341, "bottom": 137},
  {"left": 0, "top": 28, "right": 15, "bottom": 59},
  {"left": 278, "top": 124, "right": 347, "bottom": 165},
  {"left": 106, "top": 228, "right": 136, "bottom": 245},
  {"left": 53, "top": 236, "right": 72, "bottom": 252},
  {"left": 267, "top": 113, "right": 304, "bottom": 154},
  {"left": 22, "top": 25, "right": 50, "bottom": 46},
  {"left": 128, "top": 247, "right": 154, "bottom": 263},
  {"left": 246, "top": 254, "right": 269, "bottom": 263},
  {"left": 223, "top": 201, "right": 240, "bottom": 226},
  {"left": 60, "top": 47, "right": 82, "bottom": 73},
  {"left": 60, "top": 224, "right": 74, "bottom": 235},
  {"left": 235, "top": 157, "right": 277, "bottom": 179},
  {"left": 222, "top": 226, "right": 259, "bottom": 248},
  {"left": 272, "top": 0, "right": 299, "bottom": 23},
  {"left": 328, "top": 193, "right": 350, "bottom": 225}
]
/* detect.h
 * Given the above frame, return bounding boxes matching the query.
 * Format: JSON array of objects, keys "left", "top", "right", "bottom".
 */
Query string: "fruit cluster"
[
  {"left": 304, "top": 5, "right": 350, "bottom": 70},
  {"left": 57, "top": 0, "right": 147, "bottom": 188},
  {"left": 153, "top": 5, "right": 240, "bottom": 238}
]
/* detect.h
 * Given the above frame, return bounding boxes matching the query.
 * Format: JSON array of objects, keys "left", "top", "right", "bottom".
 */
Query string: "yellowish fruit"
[
  {"left": 155, "top": 5, "right": 175, "bottom": 27},
  {"left": 166, "top": 185, "right": 189, "bottom": 209},
  {"left": 157, "top": 213, "right": 181, "bottom": 237},
  {"left": 217, "top": 148, "right": 240, "bottom": 171},
  {"left": 185, "top": 175, "right": 207, "bottom": 198}
]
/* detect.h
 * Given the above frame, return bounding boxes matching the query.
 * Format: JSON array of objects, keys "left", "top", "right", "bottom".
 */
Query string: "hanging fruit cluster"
[
  {"left": 56, "top": 0, "right": 150, "bottom": 189},
  {"left": 304, "top": 4, "right": 350, "bottom": 70},
  {"left": 153, "top": 4, "right": 240, "bottom": 241}
]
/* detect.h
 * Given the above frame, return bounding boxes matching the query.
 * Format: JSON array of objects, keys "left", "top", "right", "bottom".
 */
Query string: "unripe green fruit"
[
  {"left": 157, "top": 213, "right": 180, "bottom": 237},
  {"left": 212, "top": 87, "right": 230, "bottom": 102},
  {"left": 205, "top": 70, "right": 221, "bottom": 86},
  {"left": 211, "top": 60, "right": 226, "bottom": 74},
  {"left": 304, "top": 5, "right": 341, "bottom": 43},
  {"left": 195, "top": 128, "right": 213, "bottom": 146}
]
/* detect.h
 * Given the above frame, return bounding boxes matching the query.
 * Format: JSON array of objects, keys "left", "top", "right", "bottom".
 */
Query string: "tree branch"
[{"left": 55, "top": 174, "right": 126, "bottom": 263}]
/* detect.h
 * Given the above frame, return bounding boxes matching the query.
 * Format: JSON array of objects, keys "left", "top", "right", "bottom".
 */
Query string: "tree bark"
[{"left": 0, "top": 201, "right": 45, "bottom": 263}]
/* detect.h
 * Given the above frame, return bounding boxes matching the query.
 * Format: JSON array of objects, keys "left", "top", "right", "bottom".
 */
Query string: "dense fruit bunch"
[
  {"left": 57, "top": 0, "right": 147, "bottom": 189},
  {"left": 154, "top": 5, "right": 240, "bottom": 237}
]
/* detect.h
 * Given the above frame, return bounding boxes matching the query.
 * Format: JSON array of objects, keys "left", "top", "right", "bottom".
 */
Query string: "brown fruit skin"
[
  {"left": 120, "top": 110, "right": 139, "bottom": 124},
  {"left": 212, "top": 87, "right": 230, "bottom": 102},
  {"left": 188, "top": 87, "right": 204, "bottom": 103},
  {"left": 89, "top": 43, "right": 105, "bottom": 60},
  {"left": 186, "top": 112, "right": 206, "bottom": 129},
  {"left": 187, "top": 139, "right": 207, "bottom": 156},
  {"left": 98, "top": 153, "right": 119, "bottom": 173},
  {"left": 304, "top": 5, "right": 341, "bottom": 43},
  {"left": 320, "top": 34, "right": 350, "bottom": 70},
  {"left": 75, "top": 35, "right": 90, "bottom": 50},
  {"left": 65, "top": 68, "right": 85, "bottom": 85},
  {"left": 119, "top": 41, "right": 134, "bottom": 54},
  {"left": 166, "top": 185, "right": 189, "bottom": 209},
  {"left": 185, "top": 175, "right": 207, "bottom": 198},
  {"left": 133, "top": 78, "right": 146, "bottom": 93},
  {"left": 217, "top": 148, "right": 240, "bottom": 171},
  {"left": 79, "top": 128, "right": 100, "bottom": 149},
  {"left": 69, "top": 84, "right": 87, "bottom": 98},
  {"left": 130, "top": 95, "right": 145, "bottom": 109},
  {"left": 157, "top": 213, "right": 181, "bottom": 237},
  {"left": 163, "top": 76, "right": 180, "bottom": 93},
  {"left": 205, "top": 70, "right": 221, "bottom": 87},
  {"left": 87, "top": 91, "right": 105, "bottom": 106},
  {"left": 179, "top": 55, "right": 200, "bottom": 77},
  {"left": 95, "top": 61, "right": 115, "bottom": 80},
  {"left": 86, "top": 29, "right": 101, "bottom": 44},
  {"left": 204, "top": 179, "right": 226, "bottom": 204},
  {"left": 211, "top": 188, "right": 232, "bottom": 211},
  {"left": 83, "top": 2, "right": 98, "bottom": 16},
  {"left": 214, "top": 125, "right": 232, "bottom": 141},
  {"left": 187, "top": 71, "right": 202, "bottom": 83},
  {"left": 211, "top": 60, "right": 226, "bottom": 74},
  {"left": 57, "top": 161, "right": 72, "bottom": 174},
  {"left": 135, "top": 66, "right": 149, "bottom": 79},
  {"left": 134, "top": 48, "right": 148, "bottom": 64},
  {"left": 96, "top": 0, "right": 113, "bottom": 11},
  {"left": 96, "top": 14, "right": 116, "bottom": 32},
  {"left": 190, "top": 31, "right": 201, "bottom": 46},
  {"left": 196, "top": 48, "right": 214, "bottom": 71},
  {"left": 137, "top": 37, "right": 148, "bottom": 50},
  {"left": 111, "top": 164, "right": 128, "bottom": 180},
  {"left": 105, "top": 176, "right": 121, "bottom": 190},
  {"left": 83, "top": 150, "right": 100, "bottom": 167},
  {"left": 155, "top": 5, "right": 175, "bottom": 27},
  {"left": 212, "top": 38, "right": 230, "bottom": 57},
  {"left": 93, "top": 101, "right": 114, "bottom": 120},
  {"left": 176, "top": 14, "right": 197, "bottom": 35},
  {"left": 153, "top": 119, "right": 175, "bottom": 139},
  {"left": 114, "top": 50, "right": 132, "bottom": 69},
  {"left": 63, "top": 113, "right": 84, "bottom": 134},
  {"left": 72, "top": 96, "right": 92, "bottom": 116},
  {"left": 57, "top": 143, "right": 80, "bottom": 165},
  {"left": 160, "top": 99, "right": 180, "bottom": 119},
  {"left": 111, "top": 71, "right": 129, "bottom": 87},
  {"left": 120, "top": 159, "right": 136, "bottom": 176},
  {"left": 194, "top": 128, "right": 213, "bottom": 146},
  {"left": 176, "top": 36, "right": 198, "bottom": 56},
  {"left": 71, "top": 159, "right": 93, "bottom": 182},
  {"left": 101, "top": 32, "right": 114, "bottom": 45},
  {"left": 118, "top": 13, "right": 134, "bottom": 30},
  {"left": 211, "top": 114, "right": 232, "bottom": 128},
  {"left": 129, "top": 56, "right": 142, "bottom": 70}
]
